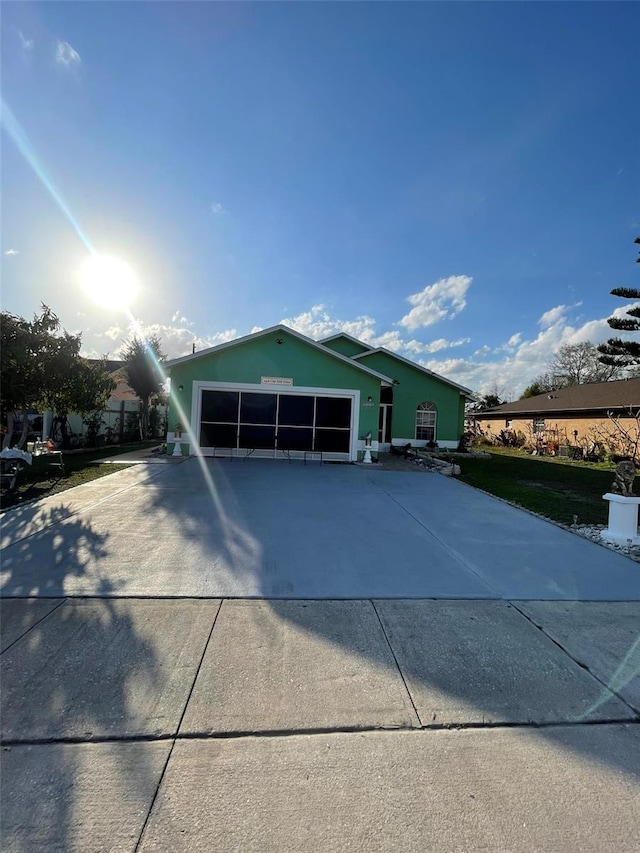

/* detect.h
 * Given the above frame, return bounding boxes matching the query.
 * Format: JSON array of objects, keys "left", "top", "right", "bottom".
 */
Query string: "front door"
[{"left": 378, "top": 403, "right": 392, "bottom": 451}]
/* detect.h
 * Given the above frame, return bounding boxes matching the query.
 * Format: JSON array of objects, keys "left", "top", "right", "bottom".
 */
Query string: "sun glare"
[{"left": 79, "top": 254, "right": 139, "bottom": 310}]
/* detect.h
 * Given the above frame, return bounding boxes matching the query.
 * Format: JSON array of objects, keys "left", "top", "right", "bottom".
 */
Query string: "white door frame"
[{"left": 378, "top": 403, "right": 392, "bottom": 452}]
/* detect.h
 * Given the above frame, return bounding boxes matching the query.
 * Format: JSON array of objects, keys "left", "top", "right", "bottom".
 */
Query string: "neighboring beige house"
[{"left": 474, "top": 378, "right": 640, "bottom": 458}]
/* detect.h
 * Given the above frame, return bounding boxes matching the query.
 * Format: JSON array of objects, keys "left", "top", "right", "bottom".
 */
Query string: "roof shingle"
[{"left": 478, "top": 378, "right": 640, "bottom": 416}]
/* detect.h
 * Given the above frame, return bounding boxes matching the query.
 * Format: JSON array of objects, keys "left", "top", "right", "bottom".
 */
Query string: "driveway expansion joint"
[
  {"left": 371, "top": 599, "right": 422, "bottom": 726},
  {"left": 4, "top": 717, "right": 638, "bottom": 748},
  {"left": 0, "top": 597, "right": 67, "bottom": 656},
  {"left": 370, "top": 479, "right": 504, "bottom": 599},
  {"left": 133, "top": 597, "right": 223, "bottom": 853},
  {"left": 508, "top": 600, "right": 640, "bottom": 717}
]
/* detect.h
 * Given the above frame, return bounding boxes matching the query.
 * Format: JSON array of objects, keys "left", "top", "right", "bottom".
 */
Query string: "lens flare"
[{"left": 79, "top": 254, "right": 139, "bottom": 310}]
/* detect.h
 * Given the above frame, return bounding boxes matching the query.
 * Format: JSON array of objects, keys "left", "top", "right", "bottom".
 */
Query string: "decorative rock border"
[{"left": 571, "top": 523, "right": 640, "bottom": 564}]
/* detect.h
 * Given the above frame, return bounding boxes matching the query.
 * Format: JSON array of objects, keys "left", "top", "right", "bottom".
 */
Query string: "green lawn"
[
  {"left": 454, "top": 449, "right": 616, "bottom": 526},
  {"left": 0, "top": 441, "right": 160, "bottom": 511}
]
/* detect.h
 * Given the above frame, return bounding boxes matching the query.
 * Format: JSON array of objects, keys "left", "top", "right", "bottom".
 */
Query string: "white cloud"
[
  {"left": 18, "top": 31, "right": 33, "bottom": 51},
  {"left": 211, "top": 202, "right": 225, "bottom": 215},
  {"left": 538, "top": 304, "right": 567, "bottom": 328},
  {"left": 399, "top": 275, "right": 472, "bottom": 331},
  {"left": 281, "top": 305, "right": 471, "bottom": 358},
  {"left": 423, "top": 301, "right": 640, "bottom": 397},
  {"left": 4, "top": 249, "right": 19, "bottom": 256},
  {"left": 56, "top": 41, "right": 81, "bottom": 67},
  {"left": 98, "top": 318, "right": 238, "bottom": 361},
  {"left": 474, "top": 345, "right": 492, "bottom": 357},
  {"left": 421, "top": 337, "right": 471, "bottom": 354},
  {"left": 85, "top": 296, "right": 638, "bottom": 400},
  {"left": 280, "top": 304, "right": 379, "bottom": 343},
  {"left": 372, "top": 330, "right": 409, "bottom": 352},
  {"left": 491, "top": 331, "right": 523, "bottom": 355}
]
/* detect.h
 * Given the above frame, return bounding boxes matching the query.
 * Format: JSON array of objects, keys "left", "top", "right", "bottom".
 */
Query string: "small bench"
[
  {"left": 212, "top": 447, "right": 236, "bottom": 461},
  {"left": 0, "top": 458, "right": 23, "bottom": 493},
  {"left": 212, "top": 447, "right": 260, "bottom": 461}
]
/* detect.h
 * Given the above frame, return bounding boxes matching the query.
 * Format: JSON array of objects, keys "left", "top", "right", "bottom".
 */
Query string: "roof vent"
[{"left": 547, "top": 394, "right": 554, "bottom": 399}]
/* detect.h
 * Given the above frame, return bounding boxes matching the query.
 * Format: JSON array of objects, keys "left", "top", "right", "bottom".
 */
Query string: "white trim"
[
  {"left": 166, "top": 324, "right": 393, "bottom": 384},
  {"left": 352, "top": 347, "right": 472, "bottom": 395},
  {"left": 318, "top": 332, "right": 372, "bottom": 349},
  {"left": 190, "top": 380, "right": 362, "bottom": 462},
  {"left": 392, "top": 437, "right": 458, "bottom": 449}
]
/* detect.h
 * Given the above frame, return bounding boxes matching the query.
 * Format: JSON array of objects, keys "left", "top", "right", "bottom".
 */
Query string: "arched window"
[{"left": 416, "top": 401, "right": 437, "bottom": 442}]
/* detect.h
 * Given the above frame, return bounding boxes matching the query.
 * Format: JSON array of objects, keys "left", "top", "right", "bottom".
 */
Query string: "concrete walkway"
[
  {"left": 1, "top": 462, "right": 639, "bottom": 850},
  {"left": 1, "top": 458, "right": 639, "bottom": 599}
]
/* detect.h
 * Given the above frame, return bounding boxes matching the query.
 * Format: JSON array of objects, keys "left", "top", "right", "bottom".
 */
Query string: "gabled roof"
[
  {"left": 353, "top": 347, "right": 473, "bottom": 396},
  {"left": 165, "top": 324, "right": 394, "bottom": 384},
  {"left": 319, "top": 332, "right": 372, "bottom": 352},
  {"left": 477, "top": 378, "right": 640, "bottom": 417}
]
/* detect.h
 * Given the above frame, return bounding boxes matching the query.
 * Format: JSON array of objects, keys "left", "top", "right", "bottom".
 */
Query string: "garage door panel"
[
  {"left": 239, "top": 425, "right": 277, "bottom": 449},
  {"left": 240, "top": 393, "right": 277, "bottom": 425},
  {"left": 200, "top": 423, "right": 237, "bottom": 448},
  {"left": 278, "top": 395, "right": 315, "bottom": 427},
  {"left": 201, "top": 390, "right": 239, "bottom": 423},
  {"left": 315, "top": 429, "right": 351, "bottom": 453},
  {"left": 277, "top": 427, "right": 314, "bottom": 451},
  {"left": 316, "top": 397, "right": 352, "bottom": 428}
]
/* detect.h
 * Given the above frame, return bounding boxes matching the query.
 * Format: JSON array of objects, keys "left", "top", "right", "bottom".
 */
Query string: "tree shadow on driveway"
[{"left": 0, "top": 501, "right": 218, "bottom": 852}]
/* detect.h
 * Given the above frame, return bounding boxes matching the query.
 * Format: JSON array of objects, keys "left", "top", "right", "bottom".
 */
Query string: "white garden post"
[
  {"left": 172, "top": 431, "right": 183, "bottom": 458},
  {"left": 602, "top": 493, "right": 640, "bottom": 546},
  {"left": 363, "top": 431, "right": 373, "bottom": 464}
]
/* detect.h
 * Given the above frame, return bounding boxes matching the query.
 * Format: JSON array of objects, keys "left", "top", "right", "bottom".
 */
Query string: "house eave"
[
  {"left": 165, "top": 324, "right": 394, "bottom": 385},
  {"left": 352, "top": 347, "right": 473, "bottom": 396}
]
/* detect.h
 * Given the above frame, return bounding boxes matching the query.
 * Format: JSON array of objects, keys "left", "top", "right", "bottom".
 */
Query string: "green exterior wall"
[
  {"left": 355, "top": 351, "right": 465, "bottom": 445},
  {"left": 167, "top": 329, "right": 382, "bottom": 454},
  {"left": 322, "top": 336, "right": 372, "bottom": 358}
]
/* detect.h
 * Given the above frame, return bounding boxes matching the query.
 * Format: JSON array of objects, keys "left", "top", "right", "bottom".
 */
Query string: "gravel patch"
[{"left": 571, "top": 523, "right": 640, "bottom": 564}]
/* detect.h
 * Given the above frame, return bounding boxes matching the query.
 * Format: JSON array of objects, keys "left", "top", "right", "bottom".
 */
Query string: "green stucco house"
[{"left": 165, "top": 326, "right": 471, "bottom": 461}]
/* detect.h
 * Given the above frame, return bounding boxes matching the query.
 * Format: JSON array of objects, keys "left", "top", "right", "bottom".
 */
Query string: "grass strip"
[{"left": 455, "top": 450, "right": 615, "bottom": 526}]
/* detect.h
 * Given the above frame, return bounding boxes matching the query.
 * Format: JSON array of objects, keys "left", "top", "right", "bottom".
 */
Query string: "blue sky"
[{"left": 2, "top": 1, "right": 639, "bottom": 396}]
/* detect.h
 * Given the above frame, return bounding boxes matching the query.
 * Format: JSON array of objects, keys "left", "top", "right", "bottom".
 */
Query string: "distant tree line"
[
  {"left": 520, "top": 341, "right": 624, "bottom": 399},
  {"left": 1, "top": 305, "right": 115, "bottom": 449},
  {"left": 1, "top": 305, "right": 167, "bottom": 448}
]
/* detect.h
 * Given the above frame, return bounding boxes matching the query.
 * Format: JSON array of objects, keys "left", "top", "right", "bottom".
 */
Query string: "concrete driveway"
[
  {"left": 2, "top": 461, "right": 640, "bottom": 851},
  {"left": 1, "top": 458, "right": 638, "bottom": 600},
  {"left": 0, "top": 459, "right": 640, "bottom": 601}
]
